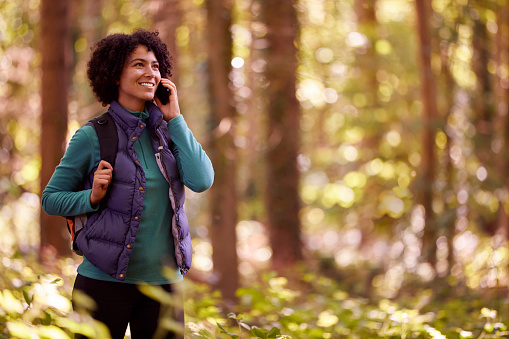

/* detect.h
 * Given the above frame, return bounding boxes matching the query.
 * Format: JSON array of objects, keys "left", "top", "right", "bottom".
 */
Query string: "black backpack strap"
[
  {"left": 90, "top": 112, "right": 118, "bottom": 168},
  {"left": 64, "top": 112, "right": 118, "bottom": 255}
]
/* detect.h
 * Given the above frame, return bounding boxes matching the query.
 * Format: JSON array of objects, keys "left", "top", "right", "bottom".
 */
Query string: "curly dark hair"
[{"left": 87, "top": 29, "right": 173, "bottom": 105}]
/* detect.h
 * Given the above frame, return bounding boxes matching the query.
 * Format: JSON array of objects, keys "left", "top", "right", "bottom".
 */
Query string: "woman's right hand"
[{"left": 90, "top": 160, "right": 113, "bottom": 205}]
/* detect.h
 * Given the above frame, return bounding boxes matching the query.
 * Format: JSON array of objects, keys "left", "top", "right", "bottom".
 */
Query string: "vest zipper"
[{"left": 154, "top": 119, "right": 185, "bottom": 272}]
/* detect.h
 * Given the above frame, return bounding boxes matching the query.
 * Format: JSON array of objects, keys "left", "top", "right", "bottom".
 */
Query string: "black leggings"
[{"left": 72, "top": 274, "right": 184, "bottom": 339}]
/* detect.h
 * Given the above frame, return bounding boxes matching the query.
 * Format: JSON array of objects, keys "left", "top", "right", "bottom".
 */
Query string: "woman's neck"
[{"left": 117, "top": 98, "right": 145, "bottom": 112}]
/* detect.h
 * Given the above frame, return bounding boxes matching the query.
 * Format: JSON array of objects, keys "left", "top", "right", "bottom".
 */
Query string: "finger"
[
  {"left": 160, "top": 79, "right": 177, "bottom": 90},
  {"left": 94, "top": 175, "right": 112, "bottom": 184},
  {"left": 94, "top": 177, "right": 110, "bottom": 185},
  {"left": 98, "top": 160, "right": 113, "bottom": 170},
  {"left": 94, "top": 171, "right": 112, "bottom": 179},
  {"left": 95, "top": 168, "right": 113, "bottom": 175},
  {"left": 95, "top": 169, "right": 113, "bottom": 179},
  {"left": 94, "top": 175, "right": 112, "bottom": 183},
  {"left": 160, "top": 78, "right": 173, "bottom": 84}
]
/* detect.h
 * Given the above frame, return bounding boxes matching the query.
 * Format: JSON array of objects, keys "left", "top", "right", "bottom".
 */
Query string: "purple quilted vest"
[{"left": 75, "top": 101, "right": 192, "bottom": 281}]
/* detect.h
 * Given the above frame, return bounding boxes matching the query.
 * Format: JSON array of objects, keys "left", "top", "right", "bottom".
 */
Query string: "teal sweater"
[{"left": 42, "top": 109, "right": 213, "bottom": 284}]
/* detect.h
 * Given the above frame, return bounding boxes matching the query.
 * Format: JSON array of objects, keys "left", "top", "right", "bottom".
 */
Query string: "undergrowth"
[{"left": 0, "top": 250, "right": 508, "bottom": 338}]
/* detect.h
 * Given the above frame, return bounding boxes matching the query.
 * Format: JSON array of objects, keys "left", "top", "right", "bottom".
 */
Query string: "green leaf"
[
  {"left": 22, "top": 290, "right": 31, "bottom": 305},
  {"left": 41, "top": 311, "right": 52, "bottom": 326},
  {"left": 251, "top": 326, "right": 268, "bottom": 339},
  {"left": 267, "top": 327, "right": 281, "bottom": 338},
  {"left": 484, "top": 323, "right": 495, "bottom": 333},
  {"left": 189, "top": 329, "right": 214, "bottom": 339}
]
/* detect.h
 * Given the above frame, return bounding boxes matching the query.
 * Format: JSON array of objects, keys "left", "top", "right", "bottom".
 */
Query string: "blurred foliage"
[{"left": 0, "top": 250, "right": 508, "bottom": 338}]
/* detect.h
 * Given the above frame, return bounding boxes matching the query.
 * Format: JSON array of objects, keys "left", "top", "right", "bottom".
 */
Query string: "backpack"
[{"left": 66, "top": 112, "right": 118, "bottom": 255}]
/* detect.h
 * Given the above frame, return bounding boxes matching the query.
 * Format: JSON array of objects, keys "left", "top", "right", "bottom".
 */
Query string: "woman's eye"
[{"left": 152, "top": 64, "right": 159, "bottom": 69}]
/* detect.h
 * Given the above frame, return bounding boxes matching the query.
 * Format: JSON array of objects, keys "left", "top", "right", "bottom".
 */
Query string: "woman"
[{"left": 42, "top": 29, "right": 214, "bottom": 338}]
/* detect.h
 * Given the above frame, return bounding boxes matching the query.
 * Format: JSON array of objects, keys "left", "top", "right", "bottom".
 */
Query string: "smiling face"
[{"left": 117, "top": 45, "right": 161, "bottom": 111}]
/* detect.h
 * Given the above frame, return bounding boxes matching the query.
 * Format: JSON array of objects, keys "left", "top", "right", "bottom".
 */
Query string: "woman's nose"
[{"left": 144, "top": 67, "right": 157, "bottom": 77}]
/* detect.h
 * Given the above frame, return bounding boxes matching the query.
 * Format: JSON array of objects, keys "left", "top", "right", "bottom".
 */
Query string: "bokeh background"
[{"left": 1, "top": 0, "right": 509, "bottom": 338}]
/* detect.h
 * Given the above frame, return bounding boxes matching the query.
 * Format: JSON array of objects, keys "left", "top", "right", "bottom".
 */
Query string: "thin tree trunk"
[
  {"left": 354, "top": 0, "right": 378, "bottom": 256},
  {"left": 439, "top": 41, "right": 456, "bottom": 274},
  {"left": 262, "top": 0, "right": 304, "bottom": 273},
  {"left": 472, "top": 16, "right": 499, "bottom": 236},
  {"left": 355, "top": 0, "right": 378, "bottom": 98},
  {"left": 415, "top": 0, "right": 437, "bottom": 264},
  {"left": 39, "top": 0, "right": 71, "bottom": 258},
  {"left": 494, "top": 2, "right": 509, "bottom": 240},
  {"left": 244, "top": 8, "right": 262, "bottom": 216},
  {"left": 206, "top": 0, "right": 239, "bottom": 302},
  {"left": 150, "top": 0, "right": 182, "bottom": 85},
  {"left": 501, "top": 3, "right": 509, "bottom": 241},
  {"left": 82, "top": 0, "right": 105, "bottom": 59}
]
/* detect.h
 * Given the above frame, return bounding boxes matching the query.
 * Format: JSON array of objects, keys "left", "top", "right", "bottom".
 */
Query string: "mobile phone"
[{"left": 155, "top": 83, "right": 170, "bottom": 105}]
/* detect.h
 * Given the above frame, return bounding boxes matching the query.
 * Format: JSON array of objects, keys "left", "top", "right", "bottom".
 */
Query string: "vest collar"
[{"left": 109, "top": 100, "right": 164, "bottom": 132}]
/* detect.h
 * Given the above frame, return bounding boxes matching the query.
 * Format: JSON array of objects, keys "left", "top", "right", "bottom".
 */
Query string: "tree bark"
[
  {"left": 262, "top": 0, "right": 304, "bottom": 272},
  {"left": 39, "top": 0, "right": 71, "bottom": 258},
  {"left": 499, "top": 3, "right": 509, "bottom": 241},
  {"left": 438, "top": 41, "right": 456, "bottom": 274},
  {"left": 206, "top": 0, "right": 239, "bottom": 302},
  {"left": 354, "top": 0, "right": 378, "bottom": 253},
  {"left": 415, "top": 0, "right": 437, "bottom": 264},
  {"left": 355, "top": 0, "right": 378, "bottom": 98},
  {"left": 472, "top": 16, "right": 498, "bottom": 236},
  {"left": 149, "top": 0, "right": 182, "bottom": 85},
  {"left": 494, "top": 1, "right": 509, "bottom": 240}
]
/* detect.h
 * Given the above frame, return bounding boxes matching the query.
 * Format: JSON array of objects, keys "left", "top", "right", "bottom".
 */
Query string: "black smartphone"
[{"left": 155, "top": 83, "right": 170, "bottom": 105}]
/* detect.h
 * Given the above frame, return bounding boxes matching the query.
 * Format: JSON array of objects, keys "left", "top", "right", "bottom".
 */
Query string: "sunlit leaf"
[
  {"left": 7, "top": 321, "right": 35, "bottom": 338},
  {"left": 37, "top": 325, "right": 71, "bottom": 339}
]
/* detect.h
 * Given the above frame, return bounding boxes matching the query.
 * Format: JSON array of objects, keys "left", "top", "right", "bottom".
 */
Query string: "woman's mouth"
[{"left": 139, "top": 82, "right": 155, "bottom": 88}]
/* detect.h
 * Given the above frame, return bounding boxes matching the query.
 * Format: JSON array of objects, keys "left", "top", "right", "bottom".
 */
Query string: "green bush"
[{"left": 1, "top": 251, "right": 508, "bottom": 339}]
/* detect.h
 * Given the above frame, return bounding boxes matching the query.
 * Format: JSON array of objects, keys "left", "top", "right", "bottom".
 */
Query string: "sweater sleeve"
[
  {"left": 41, "top": 126, "right": 101, "bottom": 216},
  {"left": 167, "top": 115, "right": 214, "bottom": 192}
]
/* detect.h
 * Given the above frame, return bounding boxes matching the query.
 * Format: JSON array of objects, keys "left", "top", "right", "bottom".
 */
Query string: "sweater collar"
[{"left": 126, "top": 107, "right": 149, "bottom": 122}]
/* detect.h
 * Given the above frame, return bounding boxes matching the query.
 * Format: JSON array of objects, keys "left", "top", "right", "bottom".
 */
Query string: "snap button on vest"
[
  {"left": 127, "top": 244, "right": 132, "bottom": 249},
  {"left": 119, "top": 274, "right": 124, "bottom": 278},
  {"left": 139, "top": 187, "right": 143, "bottom": 191},
  {"left": 134, "top": 216, "right": 139, "bottom": 221}
]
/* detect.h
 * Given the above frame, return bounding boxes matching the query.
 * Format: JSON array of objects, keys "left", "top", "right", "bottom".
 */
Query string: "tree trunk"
[
  {"left": 471, "top": 16, "right": 499, "bottom": 236},
  {"left": 206, "top": 0, "right": 239, "bottom": 302},
  {"left": 81, "top": 0, "right": 105, "bottom": 59},
  {"left": 415, "top": 0, "right": 437, "bottom": 264},
  {"left": 438, "top": 41, "right": 456, "bottom": 275},
  {"left": 494, "top": 1, "right": 509, "bottom": 241},
  {"left": 355, "top": 0, "right": 378, "bottom": 98},
  {"left": 262, "top": 0, "right": 304, "bottom": 273},
  {"left": 39, "top": 0, "right": 71, "bottom": 258},
  {"left": 149, "top": 0, "right": 182, "bottom": 85},
  {"left": 354, "top": 0, "right": 378, "bottom": 253}
]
